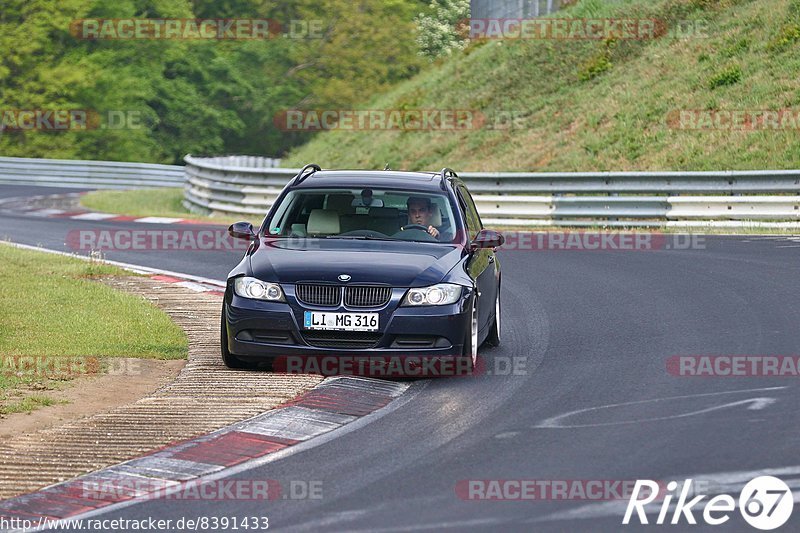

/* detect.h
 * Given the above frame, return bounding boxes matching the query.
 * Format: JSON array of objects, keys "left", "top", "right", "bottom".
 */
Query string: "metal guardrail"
[
  {"left": 184, "top": 156, "right": 800, "bottom": 227},
  {"left": 183, "top": 155, "right": 289, "bottom": 217},
  {"left": 0, "top": 156, "right": 183, "bottom": 189},
  {"left": 0, "top": 156, "right": 797, "bottom": 227},
  {"left": 471, "top": 0, "right": 562, "bottom": 19}
]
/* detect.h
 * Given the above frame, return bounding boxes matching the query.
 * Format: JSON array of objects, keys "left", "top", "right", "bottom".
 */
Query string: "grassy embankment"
[
  {"left": 286, "top": 0, "right": 800, "bottom": 172},
  {"left": 0, "top": 244, "right": 187, "bottom": 414}
]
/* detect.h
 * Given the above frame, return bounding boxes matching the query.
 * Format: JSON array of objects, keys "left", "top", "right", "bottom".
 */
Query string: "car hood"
[{"left": 248, "top": 238, "right": 464, "bottom": 287}]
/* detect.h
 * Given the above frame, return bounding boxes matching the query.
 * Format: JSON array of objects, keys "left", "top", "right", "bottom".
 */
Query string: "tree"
[{"left": 0, "top": 0, "right": 429, "bottom": 162}]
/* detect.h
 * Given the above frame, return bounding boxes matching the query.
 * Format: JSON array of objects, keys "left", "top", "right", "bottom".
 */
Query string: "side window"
[{"left": 457, "top": 185, "right": 482, "bottom": 238}]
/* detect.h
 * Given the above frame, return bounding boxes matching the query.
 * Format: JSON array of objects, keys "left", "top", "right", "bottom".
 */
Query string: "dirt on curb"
[
  {"left": 0, "top": 359, "right": 185, "bottom": 439},
  {"left": 0, "top": 276, "right": 323, "bottom": 500}
]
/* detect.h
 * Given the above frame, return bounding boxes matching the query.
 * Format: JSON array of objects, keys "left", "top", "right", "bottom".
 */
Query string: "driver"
[{"left": 406, "top": 196, "right": 440, "bottom": 239}]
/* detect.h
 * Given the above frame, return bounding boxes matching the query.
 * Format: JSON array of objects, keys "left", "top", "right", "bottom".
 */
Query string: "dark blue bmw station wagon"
[{"left": 222, "top": 165, "right": 503, "bottom": 375}]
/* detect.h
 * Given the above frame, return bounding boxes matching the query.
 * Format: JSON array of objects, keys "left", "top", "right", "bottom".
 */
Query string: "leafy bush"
[
  {"left": 579, "top": 41, "right": 615, "bottom": 81},
  {"left": 708, "top": 65, "right": 742, "bottom": 89},
  {"left": 415, "top": 0, "right": 470, "bottom": 60},
  {"left": 767, "top": 24, "right": 800, "bottom": 51}
]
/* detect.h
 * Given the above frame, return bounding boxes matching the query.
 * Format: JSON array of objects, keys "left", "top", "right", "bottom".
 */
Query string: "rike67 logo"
[{"left": 624, "top": 476, "right": 793, "bottom": 530}]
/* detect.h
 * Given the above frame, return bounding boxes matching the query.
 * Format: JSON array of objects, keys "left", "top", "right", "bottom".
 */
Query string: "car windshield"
[{"left": 264, "top": 188, "right": 458, "bottom": 243}]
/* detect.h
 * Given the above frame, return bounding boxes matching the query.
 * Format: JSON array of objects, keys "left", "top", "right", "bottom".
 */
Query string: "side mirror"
[
  {"left": 470, "top": 229, "right": 504, "bottom": 251},
  {"left": 228, "top": 221, "right": 256, "bottom": 240}
]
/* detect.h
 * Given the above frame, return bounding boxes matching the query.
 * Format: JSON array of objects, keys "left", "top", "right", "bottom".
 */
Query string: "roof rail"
[
  {"left": 293, "top": 163, "right": 321, "bottom": 185},
  {"left": 439, "top": 168, "right": 457, "bottom": 190}
]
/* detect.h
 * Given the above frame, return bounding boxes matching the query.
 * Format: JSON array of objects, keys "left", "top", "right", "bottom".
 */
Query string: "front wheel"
[
  {"left": 459, "top": 298, "right": 479, "bottom": 374},
  {"left": 220, "top": 304, "right": 252, "bottom": 370}
]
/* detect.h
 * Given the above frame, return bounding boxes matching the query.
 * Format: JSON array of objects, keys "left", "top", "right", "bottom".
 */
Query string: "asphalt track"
[{"left": 2, "top": 184, "right": 799, "bottom": 532}]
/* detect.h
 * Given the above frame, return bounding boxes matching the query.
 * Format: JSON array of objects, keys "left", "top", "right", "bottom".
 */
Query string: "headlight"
[
  {"left": 234, "top": 277, "right": 285, "bottom": 301},
  {"left": 402, "top": 283, "right": 462, "bottom": 306}
]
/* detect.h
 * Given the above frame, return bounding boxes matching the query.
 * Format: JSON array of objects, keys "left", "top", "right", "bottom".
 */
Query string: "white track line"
[
  {"left": 0, "top": 241, "right": 226, "bottom": 287},
  {"left": 70, "top": 212, "right": 118, "bottom": 220},
  {"left": 27, "top": 209, "right": 65, "bottom": 216},
  {"left": 133, "top": 216, "right": 185, "bottom": 224}
]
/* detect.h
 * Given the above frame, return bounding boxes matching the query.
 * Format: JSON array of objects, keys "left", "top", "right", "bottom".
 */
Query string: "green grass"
[
  {"left": 0, "top": 244, "right": 188, "bottom": 413},
  {"left": 285, "top": 0, "right": 800, "bottom": 172},
  {"left": 0, "top": 244, "right": 187, "bottom": 360},
  {"left": 80, "top": 188, "right": 222, "bottom": 223},
  {"left": 1, "top": 395, "right": 63, "bottom": 415},
  {"left": 0, "top": 374, "right": 22, "bottom": 398}
]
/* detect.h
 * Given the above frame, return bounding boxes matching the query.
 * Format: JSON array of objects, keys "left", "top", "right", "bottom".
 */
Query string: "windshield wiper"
[
  {"left": 324, "top": 235, "right": 404, "bottom": 241},
  {"left": 363, "top": 235, "right": 404, "bottom": 241}
]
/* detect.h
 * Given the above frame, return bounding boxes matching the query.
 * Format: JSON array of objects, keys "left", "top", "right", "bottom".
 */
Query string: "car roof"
[{"left": 291, "top": 170, "right": 450, "bottom": 192}]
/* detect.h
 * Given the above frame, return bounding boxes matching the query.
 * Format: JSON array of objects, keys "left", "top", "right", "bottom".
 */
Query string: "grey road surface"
[{"left": 1, "top": 184, "right": 798, "bottom": 532}]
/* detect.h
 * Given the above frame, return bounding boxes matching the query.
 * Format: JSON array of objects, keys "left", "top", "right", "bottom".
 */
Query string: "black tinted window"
[{"left": 458, "top": 185, "right": 482, "bottom": 238}]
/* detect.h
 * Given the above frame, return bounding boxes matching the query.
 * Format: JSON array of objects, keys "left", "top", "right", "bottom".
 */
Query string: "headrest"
[
  {"left": 368, "top": 207, "right": 399, "bottom": 218},
  {"left": 325, "top": 194, "right": 355, "bottom": 214},
  {"left": 307, "top": 209, "right": 340, "bottom": 235},
  {"left": 430, "top": 205, "right": 442, "bottom": 227}
]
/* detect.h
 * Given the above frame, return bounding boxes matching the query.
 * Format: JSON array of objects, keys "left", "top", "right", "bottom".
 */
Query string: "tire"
[
  {"left": 459, "top": 298, "right": 479, "bottom": 375},
  {"left": 220, "top": 303, "right": 252, "bottom": 370},
  {"left": 485, "top": 292, "right": 501, "bottom": 347}
]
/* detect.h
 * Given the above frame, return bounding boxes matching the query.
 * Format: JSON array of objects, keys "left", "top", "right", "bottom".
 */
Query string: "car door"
[{"left": 457, "top": 184, "right": 497, "bottom": 337}]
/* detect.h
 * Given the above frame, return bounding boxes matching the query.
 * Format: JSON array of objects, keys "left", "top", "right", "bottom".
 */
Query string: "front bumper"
[{"left": 224, "top": 285, "right": 473, "bottom": 362}]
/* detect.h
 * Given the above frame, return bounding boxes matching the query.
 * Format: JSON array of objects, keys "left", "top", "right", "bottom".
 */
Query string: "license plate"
[{"left": 303, "top": 311, "right": 379, "bottom": 331}]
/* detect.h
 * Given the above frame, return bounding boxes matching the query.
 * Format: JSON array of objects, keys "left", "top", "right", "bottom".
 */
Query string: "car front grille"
[
  {"left": 295, "top": 284, "right": 392, "bottom": 308},
  {"left": 344, "top": 286, "right": 392, "bottom": 307},
  {"left": 301, "top": 331, "right": 383, "bottom": 349},
  {"left": 296, "top": 284, "right": 340, "bottom": 306}
]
